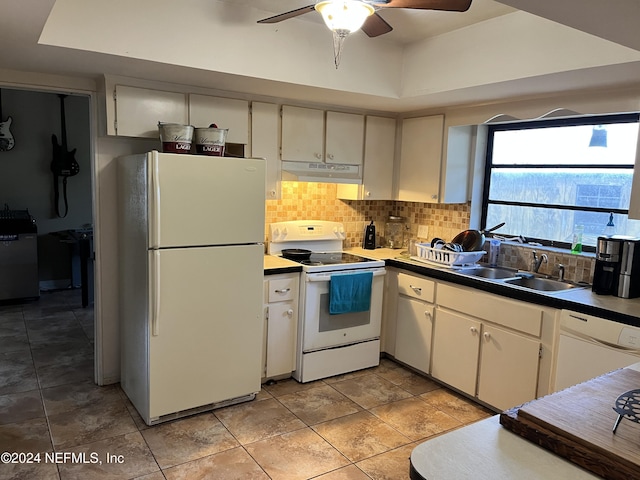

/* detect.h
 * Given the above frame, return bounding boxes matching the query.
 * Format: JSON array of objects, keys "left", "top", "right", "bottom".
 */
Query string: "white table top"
[{"left": 410, "top": 416, "right": 599, "bottom": 479}]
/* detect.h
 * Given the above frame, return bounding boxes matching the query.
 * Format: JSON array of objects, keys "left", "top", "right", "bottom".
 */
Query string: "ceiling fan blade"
[
  {"left": 257, "top": 5, "right": 315, "bottom": 24},
  {"left": 374, "top": 0, "right": 472, "bottom": 12},
  {"left": 361, "top": 13, "right": 393, "bottom": 38}
]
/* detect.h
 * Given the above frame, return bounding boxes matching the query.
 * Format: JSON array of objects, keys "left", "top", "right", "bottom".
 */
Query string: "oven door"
[{"left": 301, "top": 268, "right": 385, "bottom": 352}]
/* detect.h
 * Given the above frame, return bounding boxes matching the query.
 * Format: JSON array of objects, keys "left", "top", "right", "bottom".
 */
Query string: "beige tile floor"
[{"left": 0, "top": 290, "right": 493, "bottom": 480}]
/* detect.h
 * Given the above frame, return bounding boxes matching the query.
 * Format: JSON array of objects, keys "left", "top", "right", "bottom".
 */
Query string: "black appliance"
[
  {"left": 593, "top": 236, "right": 623, "bottom": 295},
  {"left": 617, "top": 238, "right": 640, "bottom": 299},
  {"left": 0, "top": 208, "right": 39, "bottom": 301},
  {"left": 363, "top": 220, "right": 376, "bottom": 250}
]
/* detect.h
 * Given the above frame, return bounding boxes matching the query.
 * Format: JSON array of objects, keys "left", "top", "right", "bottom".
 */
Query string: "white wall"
[{"left": 94, "top": 135, "right": 158, "bottom": 384}]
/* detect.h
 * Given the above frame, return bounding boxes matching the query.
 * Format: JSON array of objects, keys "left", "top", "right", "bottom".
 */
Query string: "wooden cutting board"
[{"left": 500, "top": 368, "right": 640, "bottom": 480}]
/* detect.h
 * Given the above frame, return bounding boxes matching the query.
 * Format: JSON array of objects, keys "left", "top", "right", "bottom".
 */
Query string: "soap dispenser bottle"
[
  {"left": 363, "top": 220, "right": 376, "bottom": 250},
  {"left": 603, "top": 212, "right": 616, "bottom": 237}
]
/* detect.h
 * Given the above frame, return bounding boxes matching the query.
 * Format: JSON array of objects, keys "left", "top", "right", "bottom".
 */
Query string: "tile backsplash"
[
  {"left": 265, "top": 182, "right": 470, "bottom": 248},
  {"left": 487, "top": 242, "right": 595, "bottom": 284},
  {"left": 265, "top": 181, "right": 594, "bottom": 284}
]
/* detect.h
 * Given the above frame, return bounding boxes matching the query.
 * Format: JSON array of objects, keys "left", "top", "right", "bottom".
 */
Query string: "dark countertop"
[
  {"left": 263, "top": 255, "right": 302, "bottom": 276},
  {"left": 387, "top": 257, "right": 640, "bottom": 327},
  {"left": 264, "top": 249, "right": 640, "bottom": 327},
  {"left": 345, "top": 247, "right": 640, "bottom": 328}
]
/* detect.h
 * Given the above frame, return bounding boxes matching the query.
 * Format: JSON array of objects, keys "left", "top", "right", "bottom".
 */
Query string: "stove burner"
[
  {"left": 300, "top": 260, "right": 323, "bottom": 266},
  {"left": 284, "top": 252, "right": 374, "bottom": 267},
  {"left": 612, "top": 388, "right": 640, "bottom": 433}
]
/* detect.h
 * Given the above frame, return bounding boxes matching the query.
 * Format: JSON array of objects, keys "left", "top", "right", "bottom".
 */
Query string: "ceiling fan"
[{"left": 257, "top": 0, "right": 473, "bottom": 39}]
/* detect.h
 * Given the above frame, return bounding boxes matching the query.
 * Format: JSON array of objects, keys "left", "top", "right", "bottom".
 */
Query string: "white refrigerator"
[{"left": 117, "top": 151, "right": 265, "bottom": 425}]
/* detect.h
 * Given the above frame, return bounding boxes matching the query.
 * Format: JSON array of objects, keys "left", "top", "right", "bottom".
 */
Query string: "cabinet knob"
[
  {"left": 424, "top": 311, "right": 432, "bottom": 320},
  {"left": 470, "top": 327, "right": 478, "bottom": 334},
  {"left": 274, "top": 288, "right": 290, "bottom": 294},
  {"left": 327, "top": 153, "right": 334, "bottom": 160},
  {"left": 484, "top": 332, "right": 491, "bottom": 340},
  {"left": 287, "top": 309, "right": 293, "bottom": 317},
  {"left": 410, "top": 285, "right": 422, "bottom": 293},
  {"left": 365, "top": 191, "right": 371, "bottom": 197},
  {"left": 315, "top": 153, "right": 322, "bottom": 160},
  {"left": 431, "top": 194, "right": 438, "bottom": 200}
]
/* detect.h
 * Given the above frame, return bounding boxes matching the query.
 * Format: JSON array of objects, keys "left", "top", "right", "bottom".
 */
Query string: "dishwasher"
[
  {"left": 0, "top": 208, "right": 39, "bottom": 301},
  {"left": 554, "top": 309, "right": 640, "bottom": 392}
]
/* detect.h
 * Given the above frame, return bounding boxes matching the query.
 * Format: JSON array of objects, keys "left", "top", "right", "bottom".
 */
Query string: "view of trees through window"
[{"left": 482, "top": 113, "right": 640, "bottom": 250}]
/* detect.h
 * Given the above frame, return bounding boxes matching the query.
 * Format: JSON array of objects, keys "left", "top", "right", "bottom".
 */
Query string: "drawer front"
[
  {"left": 267, "top": 277, "right": 297, "bottom": 303},
  {"left": 398, "top": 273, "right": 435, "bottom": 303},
  {"left": 438, "top": 283, "right": 542, "bottom": 337}
]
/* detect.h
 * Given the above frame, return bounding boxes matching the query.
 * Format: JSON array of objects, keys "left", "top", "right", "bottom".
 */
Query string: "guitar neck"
[{"left": 59, "top": 94, "right": 68, "bottom": 152}]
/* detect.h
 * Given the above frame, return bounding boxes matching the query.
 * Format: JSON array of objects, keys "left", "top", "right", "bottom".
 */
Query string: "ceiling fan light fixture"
[{"left": 315, "top": 0, "right": 375, "bottom": 35}]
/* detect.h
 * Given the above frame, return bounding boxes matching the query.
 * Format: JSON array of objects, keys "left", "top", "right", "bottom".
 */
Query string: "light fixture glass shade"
[{"left": 315, "top": 0, "right": 375, "bottom": 34}]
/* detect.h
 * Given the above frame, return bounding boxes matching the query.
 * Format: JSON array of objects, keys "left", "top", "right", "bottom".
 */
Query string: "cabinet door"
[
  {"left": 431, "top": 308, "right": 480, "bottom": 396},
  {"left": 397, "top": 115, "right": 444, "bottom": 203},
  {"left": 337, "top": 115, "right": 395, "bottom": 200},
  {"left": 477, "top": 324, "right": 540, "bottom": 411},
  {"left": 189, "top": 94, "right": 249, "bottom": 144},
  {"left": 266, "top": 302, "right": 297, "bottom": 378},
  {"left": 281, "top": 105, "right": 324, "bottom": 162},
  {"left": 115, "top": 85, "right": 187, "bottom": 138},
  {"left": 325, "top": 111, "right": 364, "bottom": 165},
  {"left": 362, "top": 115, "right": 395, "bottom": 198},
  {"left": 251, "top": 102, "right": 280, "bottom": 199},
  {"left": 394, "top": 296, "right": 434, "bottom": 374}
]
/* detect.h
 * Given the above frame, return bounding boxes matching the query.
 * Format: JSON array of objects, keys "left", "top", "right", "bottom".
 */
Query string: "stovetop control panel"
[{"left": 268, "top": 220, "right": 346, "bottom": 255}]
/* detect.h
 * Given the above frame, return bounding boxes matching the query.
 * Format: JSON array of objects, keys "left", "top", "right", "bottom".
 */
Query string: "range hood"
[{"left": 281, "top": 161, "right": 362, "bottom": 184}]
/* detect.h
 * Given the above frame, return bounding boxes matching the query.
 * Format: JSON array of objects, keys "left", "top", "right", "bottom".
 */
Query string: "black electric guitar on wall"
[
  {"left": 51, "top": 94, "right": 80, "bottom": 218},
  {"left": 0, "top": 89, "right": 15, "bottom": 152}
]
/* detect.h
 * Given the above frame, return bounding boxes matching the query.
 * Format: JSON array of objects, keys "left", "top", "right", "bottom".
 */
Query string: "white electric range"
[{"left": 268, "top": 220, "right": 386, "bottom": 382}]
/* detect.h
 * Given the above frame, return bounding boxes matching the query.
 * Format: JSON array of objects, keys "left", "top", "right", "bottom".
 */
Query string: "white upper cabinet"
[
  {"left": 109, "top": 85, "right": 250, "bottom": 146},
  {"left": 397, "top": 115, "right": 468, "bottom": 203},
  {"left": 398, "top": 115, "right": 443, "bottom": 203},
  {"left": 281, "top": 106, "right": 364, "bottom": 165},
  {"left": 189, "top": 94, "right": 249, "bottom": 145},
  {"left": 251, "top": 102, "right": 280, "bottom": 199},
  {"left": 337, "top": 115, "right": 396, "bottom": 200},
  {"left": 325, "top": 111, "right": 364, "bottom": 165},
  {"left": 281, "top": 105, "right": 324, "bottom": 163},
  {"left": 113, "top": 85, "right": 187, "bottom": 138}
]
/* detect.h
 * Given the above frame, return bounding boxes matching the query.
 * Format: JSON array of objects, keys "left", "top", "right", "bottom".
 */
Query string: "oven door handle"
[{"left": 306, "top": 269, "right": 386, "bottom": 282}]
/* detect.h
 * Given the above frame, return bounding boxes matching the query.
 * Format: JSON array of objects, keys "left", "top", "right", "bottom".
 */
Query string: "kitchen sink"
[
  {"left": 455, "top": 266, "right": 519, "bottom": 280},
  {"left": 502, "top": 276, "right": 583, "bottom": 292}
]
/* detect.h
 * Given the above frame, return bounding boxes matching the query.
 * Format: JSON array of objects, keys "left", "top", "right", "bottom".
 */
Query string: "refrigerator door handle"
[
  {"left": 150, "top": 154, "right": 161, "bottom": 248},
  {"left": 151, "top": 250, "right": 160, "bottom": 336}
]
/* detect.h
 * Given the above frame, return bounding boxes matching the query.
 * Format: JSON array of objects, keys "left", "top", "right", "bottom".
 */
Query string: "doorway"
[{"left": 0, "top": 86, "right": 95, "bottom": 374}]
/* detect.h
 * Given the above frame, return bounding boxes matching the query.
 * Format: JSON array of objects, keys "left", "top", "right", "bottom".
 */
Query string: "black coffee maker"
[
  {"left": 363, "top": 220, "right": 376, "bottom": 250},
  {"left": 592, "top": 236, "right": 623, "bottom": 295}
]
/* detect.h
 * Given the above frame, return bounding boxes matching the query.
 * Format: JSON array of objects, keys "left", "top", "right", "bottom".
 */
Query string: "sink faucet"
[
  {"left": 531, "top": 251, "right": 548, "bottom": 273},
  {"left": 558, "top": 264, "right": 565, "bottom": 282}
]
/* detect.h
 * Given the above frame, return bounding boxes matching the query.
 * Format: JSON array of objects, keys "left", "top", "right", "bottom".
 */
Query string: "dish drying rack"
[{"left": 412, "top": 243, "right": 485, "bottom": 267}]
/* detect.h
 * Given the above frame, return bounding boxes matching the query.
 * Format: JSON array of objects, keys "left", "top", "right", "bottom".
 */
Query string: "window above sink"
[{"left": 482, "top": 112, "right": 640, "bottom": 252}]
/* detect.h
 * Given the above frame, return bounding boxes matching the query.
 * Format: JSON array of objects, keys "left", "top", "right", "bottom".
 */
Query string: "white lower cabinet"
[
  {"left": 432, "top": 283, "right": 544, "bottom": 411},
  {"left": 431, "top": 308, "right": 480, "bottom": 396},
  {"left": 476, "top": 323, "right": 540, "bottom": 410},
  {"left": 393, "top": 273, "right": 435, "bottom": 374},
  {"left": 263, "top": 274, "right": 299, "bottom": 379},
  {"left": 396, "top": 297, "right": 434, "bottom": 374}
]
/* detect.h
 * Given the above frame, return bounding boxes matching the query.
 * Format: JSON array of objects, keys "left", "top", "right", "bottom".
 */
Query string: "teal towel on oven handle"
[{"left": 329, "top": 271, "right": 373, "bottom": 315}]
